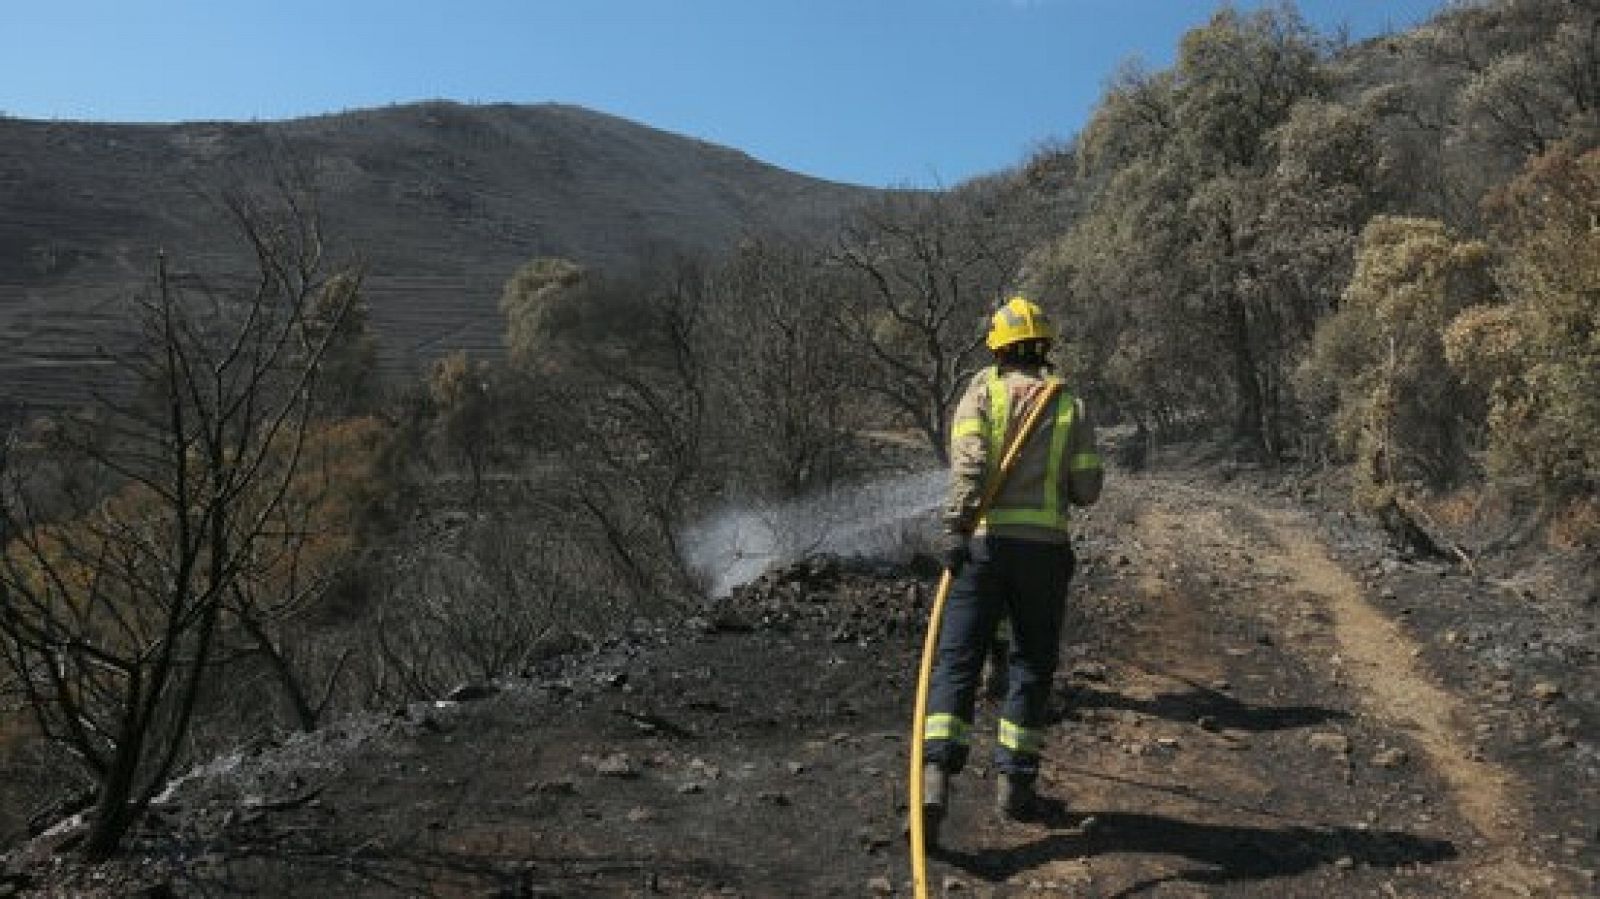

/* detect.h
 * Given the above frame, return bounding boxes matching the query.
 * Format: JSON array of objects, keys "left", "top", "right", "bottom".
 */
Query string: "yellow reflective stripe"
[
  {"left": 924, "top": 713, "right": 971, "bottom": 743},
  {"left": 1070, "top": 452, "right": 1102, "bottom": 472},
  {"left": 953, "top": 418, "right": 986, "bottom": 439},
  {"left": 984, "top": 367, "right": 1009, "bottom": 474},
  {"left": 1039, "top": 388, "right": 1074, "bottom": 519},
  {"left": 997, "top": 718, "right": 1044, "bottom": 754},
  {"left": 985, "top": 508, "right": 1068, "bottom": 527}
]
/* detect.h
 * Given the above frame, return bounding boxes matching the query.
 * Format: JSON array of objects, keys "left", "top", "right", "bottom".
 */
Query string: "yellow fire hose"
[{"left": 908, "top": 381, "right": 1063, "bottom": 898}]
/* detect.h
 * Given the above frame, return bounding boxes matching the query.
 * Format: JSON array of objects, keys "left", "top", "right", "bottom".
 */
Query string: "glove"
[{"left": 939, "top": 532, "right": 971, "bottom": 575}]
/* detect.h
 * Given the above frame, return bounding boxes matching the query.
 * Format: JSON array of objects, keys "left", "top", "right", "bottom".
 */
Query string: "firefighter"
[{"left": 922, "top": 296, "right": 1103, "bottom": 845}]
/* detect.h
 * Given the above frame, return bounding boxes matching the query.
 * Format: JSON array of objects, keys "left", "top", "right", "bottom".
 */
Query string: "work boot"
[
  {"left": 922, "top": 764, "right": 948, "bottom": 849},
  {"left": 996, "top": 772, "right": 1037, "bottom": 821}
]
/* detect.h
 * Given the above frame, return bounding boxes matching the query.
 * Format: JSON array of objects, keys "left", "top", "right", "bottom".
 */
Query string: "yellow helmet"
[{"left": 986, "top": 296, "right": 1055, "bottom": 351}]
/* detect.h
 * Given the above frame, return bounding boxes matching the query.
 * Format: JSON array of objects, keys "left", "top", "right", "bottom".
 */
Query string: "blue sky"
[{"left": 3, "top": 1, "right": 1446, "bottom": 187}]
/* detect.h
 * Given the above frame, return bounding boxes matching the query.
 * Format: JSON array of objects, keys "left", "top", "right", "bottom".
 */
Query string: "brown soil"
[{"left": 6, "top": 464, "right": 1595, "bottom": 897}]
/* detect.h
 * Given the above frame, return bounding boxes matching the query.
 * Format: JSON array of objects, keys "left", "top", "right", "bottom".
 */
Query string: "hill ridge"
[{"left": 0, "top": 101, "right": 882, "bottom": 408}]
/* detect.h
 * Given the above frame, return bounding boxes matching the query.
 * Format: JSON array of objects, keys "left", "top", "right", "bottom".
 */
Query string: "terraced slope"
[{"left": 0, "top": 102, "right": 879, "bottom": 408}]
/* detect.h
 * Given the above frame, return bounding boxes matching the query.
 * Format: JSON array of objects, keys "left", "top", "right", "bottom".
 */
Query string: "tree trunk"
[
  {"left": 240, "top": 611, "right": 319, "bottom": 732},
  {"left": 83, "top": 712, "right": 145, "bottom": 860},
  {"left": 1225, "top": 290, "right": 1268, "bottom": 458}
]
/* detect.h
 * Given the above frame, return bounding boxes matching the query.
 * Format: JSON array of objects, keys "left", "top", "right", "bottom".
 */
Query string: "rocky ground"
[{"left": 4, "top": 456, "right": 1596, "bottom": 897}]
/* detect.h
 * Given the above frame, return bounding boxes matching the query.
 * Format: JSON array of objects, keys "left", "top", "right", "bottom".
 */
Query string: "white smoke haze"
[{"left": 684, "top": 468, "right": 947, "bottom": 597}]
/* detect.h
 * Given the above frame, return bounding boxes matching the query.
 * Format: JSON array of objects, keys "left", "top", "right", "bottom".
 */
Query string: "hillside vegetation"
[{"left": 0, "top": 0, "right": 1595, "bottom": 886}]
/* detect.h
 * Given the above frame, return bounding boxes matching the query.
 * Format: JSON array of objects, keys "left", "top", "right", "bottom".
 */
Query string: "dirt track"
[
  {"left": 12, "top": 465, "right": 1594, "bottom": 896},
  {"left": 935, "top": 472, "right": 1587, "bottom": 897}
]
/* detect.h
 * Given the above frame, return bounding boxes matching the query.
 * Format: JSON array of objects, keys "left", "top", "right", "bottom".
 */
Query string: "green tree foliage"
[
  {"left": 1298, "top": 216, "right": 1492, "bottom": 505},
  {"left": 307, "top": 271, "right": 380, "bottom": 416},
  {"left": 1261, "top": 98, "right": 1386, "bottom": 331},
  {"left": 497, "top": 252, "right": 718, "bottom": 599},
  {"left": 499, "top": 256, "right": 589, "bottom": 369},
  {"left": 1445, "top": 4, "right": 1599, "bottom": 156},
  {"left": 1169, "top": 4, "right": 1326, "bottom": 174},
  {"left": 1077, "top": 62, "right": 1176, "bottom": 180},
  {"left": 1386, "top": 0, "right": 1598, "bottom": 224},
  {"left": 1445, "top": 144, "right": 1600, "bottom": 498},
  {"left": 1031, "top": 4, "right": 1370, "bottom": 452},
  {"left": 427, "top": 349, "right": 494, "bottom": 498},
  {"left": 1028, "top": 157, "right": 1208, "bottom": 426}
]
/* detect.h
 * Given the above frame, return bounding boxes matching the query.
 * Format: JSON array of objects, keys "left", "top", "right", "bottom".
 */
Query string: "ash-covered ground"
[{"left": 5, "top": 460, "right": 1595, "bottom": 897}]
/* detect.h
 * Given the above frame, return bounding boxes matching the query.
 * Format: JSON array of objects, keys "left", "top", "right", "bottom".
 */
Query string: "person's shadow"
[
  {"left": 937, "top": 799, "right": 1457, "bottom": 897},
  {"left": 1059, "top": 675, "right": 1351, "bottom": 732}
]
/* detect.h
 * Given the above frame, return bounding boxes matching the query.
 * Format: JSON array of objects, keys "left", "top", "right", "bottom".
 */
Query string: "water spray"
[{"left": 682, "top": 469, "right": 948, "bottom": 597}]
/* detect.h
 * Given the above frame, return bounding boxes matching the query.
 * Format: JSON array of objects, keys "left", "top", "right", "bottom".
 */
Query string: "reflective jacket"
[{"left": 943, "top": 364, "right": 1104, "bottom": 543}]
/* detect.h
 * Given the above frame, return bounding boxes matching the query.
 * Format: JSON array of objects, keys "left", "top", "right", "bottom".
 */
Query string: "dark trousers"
[{"left": 924, "top": 536, "right": 1073, "bottom": 779}]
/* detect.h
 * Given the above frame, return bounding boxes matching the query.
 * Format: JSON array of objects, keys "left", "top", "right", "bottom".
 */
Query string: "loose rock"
[
  {"left": 1308, "top": 732, "right": 1352, "bottom": 755},
  {"left": 1372, "top": 748, "right": 1409, "bottom": 769},
  {"left": 1541, "top": 733, "right": 1576, "bottom": 751},
  {"left": 587, "top": 753, "right": 638, "bottom": 778},
  {"left": 445, "top": 681, "right": 499, "bottom": 703}
]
